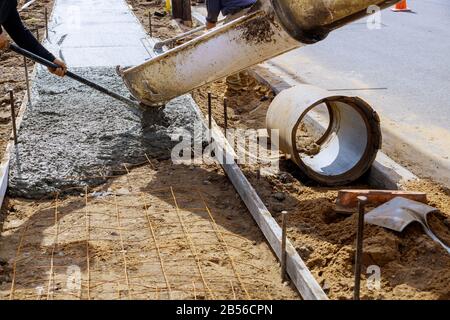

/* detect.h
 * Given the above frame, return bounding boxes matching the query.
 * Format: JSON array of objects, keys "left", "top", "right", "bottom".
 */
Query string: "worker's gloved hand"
[
  {"left": 48, "top": 58, "right": 67, "bottom": 77},
  {"left": 0, "top": 32, "right": 10, "bottom": 51},
  {"left": 206, "top": 21, "right": 217, "bottom": 30}
]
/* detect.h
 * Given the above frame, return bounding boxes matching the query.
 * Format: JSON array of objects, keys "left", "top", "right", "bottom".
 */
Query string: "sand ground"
[
  {"left": 192, "top": 75, "right": 450, "bottom": 300},
  {"left": 0, "top": 158, "right": 299, "bottom": 300},
  {"left": 0, "top": 0, "right": 448, "bottom": 300}
]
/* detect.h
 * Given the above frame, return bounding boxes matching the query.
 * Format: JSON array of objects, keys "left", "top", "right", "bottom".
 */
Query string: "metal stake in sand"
[
  {"left": 354, "top": 196, "right": 367, "bottom": 300},
  {"left": 148, "top": 12, "right": 152, "bottom": 37},
  {"left": 44, "top": 7, "right": 49, "bottom": 39},
  {"left": 281, "top": 210, "right": 288, "bottom": 282},
  {"left": 23, "top": 57, "right": 32, "bottom": 109},
  {"left": 9, "top": 90, "right": 18, "bottom": 145},
  {"left": 223, "top": 97, "right": 228, "bottom": 132},
  {"left": 208, "top": 92, "right": 212, "bottom": 142}
]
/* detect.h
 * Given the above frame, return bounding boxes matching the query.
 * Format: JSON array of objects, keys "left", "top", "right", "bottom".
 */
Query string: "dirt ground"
[
  {"left": 129, "top": 0, "right": 190, "bottom": 40},
  {"left": 0, "top": 0, "right": 448, "bottom": 301},
  {"left": 192, "top": 74, "right": 450, "bottom": 300},
  {"left": 0, "top": 0, "right": 54, "bottom": 158}
]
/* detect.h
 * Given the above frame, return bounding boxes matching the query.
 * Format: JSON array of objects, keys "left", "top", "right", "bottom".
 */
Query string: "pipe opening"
[
  {"left": 266, "top": 85, "right": 381, "bottom": 185},
  {"left": 295, "top": 99, "right": 369, "bottom": 178},
  {"left": 295, "top": 102, "right": 332, "bottom": 153}
]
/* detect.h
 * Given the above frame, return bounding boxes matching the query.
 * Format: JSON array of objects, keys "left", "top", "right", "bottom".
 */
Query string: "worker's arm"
[
  {"left": 206, "top": 0, "right": 221, "bottom": 29},
  {"left": 0, "top": 5, "right": 66, "bottom": 77}
]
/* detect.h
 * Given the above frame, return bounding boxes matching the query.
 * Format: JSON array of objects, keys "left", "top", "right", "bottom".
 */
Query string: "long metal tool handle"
[
  {"left": 154, "top": 18, "right": 226, "bottom": 50},
  {"left": 9, "top": 43, "right": 141, "bottom": 109},
  {"left": 154, "top": 25, "right": 205, "bottom": 49}
]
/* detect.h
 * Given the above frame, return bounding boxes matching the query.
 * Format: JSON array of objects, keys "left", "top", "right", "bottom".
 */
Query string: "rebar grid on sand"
[{"left": 5, "top": 160, "right": 278, "bottom": 300}]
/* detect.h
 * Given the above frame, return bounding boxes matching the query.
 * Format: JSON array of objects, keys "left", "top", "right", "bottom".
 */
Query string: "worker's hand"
[
  {"left": 0, "top": 32, "right": 10, "bottom": 51},
  {"left": 206, "top": 21, "right": 217, "bottom": 30},
  {"left": 48, "top": 58, "right": 67, "bottom": 77}
]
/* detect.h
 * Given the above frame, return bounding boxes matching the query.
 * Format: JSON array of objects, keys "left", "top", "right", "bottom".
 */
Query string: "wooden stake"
[
  {"left": 223, "top": 97, "right": 228, "bottom": 131},
  {"left": 182, "top": 0, "right": 192, "bottom": 27},
  {"left": 148, "top": 12, "right": 152, "bottom": 37},
  {"left": 9, "top": 90, "right": 18, "bottom": 145},
  {"left": 23, "top": 57, "right": 32, "bottom": 109},
  {"left": 44, "top": 7, "right": 48, "bottom": 39},
  {"left": 281, "top": 211, "right": 288, "bottom": 282},
  {"left": 354, "top": 196, "right": 367, "bottom": 300}
]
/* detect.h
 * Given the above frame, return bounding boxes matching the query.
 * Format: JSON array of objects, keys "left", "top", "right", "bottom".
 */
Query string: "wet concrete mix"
[{"left": 8, "top": 66, "right": 203, "bottom": 198}]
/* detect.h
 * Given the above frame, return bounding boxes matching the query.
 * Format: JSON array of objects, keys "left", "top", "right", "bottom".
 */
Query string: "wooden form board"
[{"left": 189, "top": 98, "right": 328, "bottom": 300}]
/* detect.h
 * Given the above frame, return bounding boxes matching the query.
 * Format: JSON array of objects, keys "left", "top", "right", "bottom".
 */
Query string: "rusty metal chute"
[{"left": 119, "top": 0, "right": 397, "bottom": 106}]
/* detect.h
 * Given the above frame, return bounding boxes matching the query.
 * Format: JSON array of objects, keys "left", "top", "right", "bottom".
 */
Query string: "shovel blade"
[{"left": 365, "top": 197, "right": 438, "bottom": 232}]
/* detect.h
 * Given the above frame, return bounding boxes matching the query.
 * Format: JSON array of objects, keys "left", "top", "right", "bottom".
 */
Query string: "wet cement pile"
[{"left": 9, "top": 66, "right": 203, "bottom": 198}]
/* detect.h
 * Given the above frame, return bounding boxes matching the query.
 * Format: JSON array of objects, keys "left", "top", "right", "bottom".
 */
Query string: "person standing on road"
[{"left": 0, "top": 0, "right": 66, "bottom": 77}]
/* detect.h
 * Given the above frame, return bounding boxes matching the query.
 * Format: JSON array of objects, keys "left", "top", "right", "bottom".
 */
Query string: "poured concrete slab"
[
  {"left": 48, "top": 0, "right": 152, "bottom": 67},
  {"left": 8, "top": 67, "right": 202, "bottom": 198}
]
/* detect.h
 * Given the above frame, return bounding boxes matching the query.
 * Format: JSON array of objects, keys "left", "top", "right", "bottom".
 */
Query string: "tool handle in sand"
[{"left": 10, "top": 43, "right": 141, "bottom": 110}]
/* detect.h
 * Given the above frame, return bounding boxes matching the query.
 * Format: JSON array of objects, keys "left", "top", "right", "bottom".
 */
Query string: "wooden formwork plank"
[{"left": 190, "top": 98, "right": 328, "bottom": 300}]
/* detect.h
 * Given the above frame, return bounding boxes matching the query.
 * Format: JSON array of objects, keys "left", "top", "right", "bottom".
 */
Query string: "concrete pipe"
[{"left": 266, "top": 85, "right": 382, "bottom": 185}]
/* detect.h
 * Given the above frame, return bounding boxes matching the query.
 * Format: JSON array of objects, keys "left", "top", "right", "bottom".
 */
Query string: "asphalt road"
[{"left": 268, "top": 0, "right": 450, "bottom": 185}]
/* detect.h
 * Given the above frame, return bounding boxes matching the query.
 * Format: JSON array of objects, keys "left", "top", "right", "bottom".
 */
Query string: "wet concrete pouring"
[{"left": 8, "top": 66, "right": 202, "bottom": 198}]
